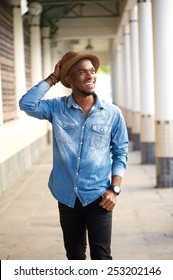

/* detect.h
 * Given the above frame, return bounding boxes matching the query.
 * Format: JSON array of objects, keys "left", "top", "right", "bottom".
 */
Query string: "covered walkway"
[
  {"left": 0, "top": 144, "right": 172, "bottom": 260},
  {"left": 1, "top": 0, "right": 173, "bottom": 262}
]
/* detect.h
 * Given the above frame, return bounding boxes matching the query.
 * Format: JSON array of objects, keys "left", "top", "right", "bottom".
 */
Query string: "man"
[{"left": 19, "top": 50, "right": 128, "bottom": 260}]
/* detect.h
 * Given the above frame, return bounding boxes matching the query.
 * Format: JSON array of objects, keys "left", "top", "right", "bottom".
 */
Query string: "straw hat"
[{"left": 59, "top": 50, "right": 100, "bottom": 88}]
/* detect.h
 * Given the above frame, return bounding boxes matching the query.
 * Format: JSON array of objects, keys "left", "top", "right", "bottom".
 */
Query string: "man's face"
[{"left": 66, "top": 59, "right": 97, "bottom": 96}]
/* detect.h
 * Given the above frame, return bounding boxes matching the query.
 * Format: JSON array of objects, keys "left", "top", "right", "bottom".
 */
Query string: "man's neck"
[{"left": 72, "top": 93, "right": 96, "bottom": 119}]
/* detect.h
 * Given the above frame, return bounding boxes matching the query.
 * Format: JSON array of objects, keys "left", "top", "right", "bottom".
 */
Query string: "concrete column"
[
  {"left": 115, "top": 27, "right": 126, "bottom": 119},
  {"left": 51, "top": 41, "right": 59, "bottom": 69},
  {"left": 30, "top": 15, "right": 42, "bottom": 85},
  {"left": 116, "top": 43, "right": 124, "bottom": 110},
  {"left": 42, "top": 27, "right": 52, "bottom": 78},
  {"left": 123, "top": 23, "right": 132, "bottom": 140},
  {"left": 115, "top": 44, "right": 120, "bottom": 106},
  {"left": 0, "top": 65, "right": 3, "bottom": 125},
  {"left": 129, "top": 5, "right": 141, "bottom": 150},
  {"left": 11, "top": 0, "right": 26, "bottom": 117},
  {"left": 138, "top": 0, "right": 155, "bottom": 164},
  {"left": 119, "top": 34, "right": 126, "bottom": 119},
  {"left": 152, "top": 0, "right": 173, "bottom": 187},
  {"left": 50, "top": 40, "right": 60, "bottom": 100},
  {"left": 41, "top": 26, "right": 53, "bottom": 143},
  {"left": 110, "top": 39, "right": 117, "bottom": 105}
]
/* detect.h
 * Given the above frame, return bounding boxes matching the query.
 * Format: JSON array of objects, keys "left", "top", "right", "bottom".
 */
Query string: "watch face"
[{"left": 114, "top": 186, "right": 120, "bottom": 193}]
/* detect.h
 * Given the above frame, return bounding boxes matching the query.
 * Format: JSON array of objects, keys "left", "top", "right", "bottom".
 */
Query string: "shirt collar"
[
  {"left": 67, "top": 94, "right": 79, "bottom": 109},
  {"left": 67, "top": 94, "right": 106, "bottom": 110}
]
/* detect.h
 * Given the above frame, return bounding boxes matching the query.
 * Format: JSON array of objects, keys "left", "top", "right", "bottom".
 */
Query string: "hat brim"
[{"left": 59, "top": 52, "right": 100, "bottom": 88}]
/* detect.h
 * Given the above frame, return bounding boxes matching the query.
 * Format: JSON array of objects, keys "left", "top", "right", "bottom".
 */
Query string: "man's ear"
[{"left": 65, "top": 75, "right": 71, "bottom": 85}]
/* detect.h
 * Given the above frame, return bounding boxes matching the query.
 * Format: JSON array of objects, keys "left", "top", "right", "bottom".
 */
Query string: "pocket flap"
[
  {"left": 92, "top": 124, "right": 110, "bottom": 134},
  {"left": 56, "top": 119, "right": 75, "bottom": 129}
]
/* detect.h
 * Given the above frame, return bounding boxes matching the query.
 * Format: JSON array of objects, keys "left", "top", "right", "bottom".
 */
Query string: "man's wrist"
[
  {"left": 110, "top": 185, "right": 121, "bottom": 195},
  {"left": 45, "top": 72, "right": 59, "bottom": 86},
  {"left": 48, "top": 72, "right": 59, "bottom": 85}
]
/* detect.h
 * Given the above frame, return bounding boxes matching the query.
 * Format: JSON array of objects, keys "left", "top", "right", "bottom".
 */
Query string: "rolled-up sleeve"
[{"left": 111, "top": 109, "right": 128, "bottom": 178}]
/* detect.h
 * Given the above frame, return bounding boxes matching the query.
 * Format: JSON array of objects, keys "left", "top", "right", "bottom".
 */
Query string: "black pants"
[{"left": 58, "top": 197, "right": 112, "bottom": 260}]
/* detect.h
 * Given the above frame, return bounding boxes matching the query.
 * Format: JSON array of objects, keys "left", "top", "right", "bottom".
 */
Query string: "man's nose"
[{"left": 86, "top": 71, "right": 95, "bottom": 78}]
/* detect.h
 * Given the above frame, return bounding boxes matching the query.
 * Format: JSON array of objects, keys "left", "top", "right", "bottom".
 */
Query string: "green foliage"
[{"left": 98, "top": 66, "right": 110, "bottom": 74}]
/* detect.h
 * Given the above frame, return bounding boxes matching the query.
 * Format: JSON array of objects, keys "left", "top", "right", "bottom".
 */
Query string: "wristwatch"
[{"left": 110, "top": 185, "right": 121, "bottom": 195}]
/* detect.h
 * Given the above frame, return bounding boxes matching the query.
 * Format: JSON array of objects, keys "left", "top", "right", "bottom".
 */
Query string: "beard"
[
  {"left": 80, "top": 89, "right": 96, "bottom": 96},
  {"left": 78, "top": 84, "right": 96, "bottom": 96},
  {"left": 71, "top": 82, "right": 96, "bottom": 97}
]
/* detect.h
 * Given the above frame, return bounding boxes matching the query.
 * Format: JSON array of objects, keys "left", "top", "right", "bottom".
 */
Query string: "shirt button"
[
  {"left": 78, "top": 157, "right": 80, "bottom": 160},
  {"left": 81, "top": 142, "right": 83, "bottom": 145},
  {"left": 76, "top": 172, "right": 79, "bottom": 175}
]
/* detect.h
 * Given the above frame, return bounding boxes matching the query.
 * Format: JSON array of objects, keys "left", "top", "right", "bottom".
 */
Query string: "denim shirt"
[{"left": 19, "top": 81, "right": 128, "bottom": 207}]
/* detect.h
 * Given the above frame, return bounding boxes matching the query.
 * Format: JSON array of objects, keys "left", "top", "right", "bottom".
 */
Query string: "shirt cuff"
[{"left": 112, "top": 166, "right": 126, "bottom": 178}]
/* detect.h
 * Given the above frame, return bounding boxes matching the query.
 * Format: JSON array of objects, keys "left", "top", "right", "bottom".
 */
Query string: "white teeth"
[{"left": 85, "top": 82, "right": 93, "bottom": 85}]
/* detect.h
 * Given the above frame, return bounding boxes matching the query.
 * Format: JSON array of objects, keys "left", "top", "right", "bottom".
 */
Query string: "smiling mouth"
[{"left": 84, "top": 81, "right": 95, "bottom": 86}]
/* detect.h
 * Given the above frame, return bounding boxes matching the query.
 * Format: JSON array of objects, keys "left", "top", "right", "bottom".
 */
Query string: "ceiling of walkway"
[{"left": 26, "top": 0, "right": 127, "bottom": 52}]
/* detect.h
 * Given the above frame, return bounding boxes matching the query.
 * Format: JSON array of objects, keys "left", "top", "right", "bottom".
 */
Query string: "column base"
[
  {"left": 156, "top": 157, "right": 173, "bottom": 188},
  {"left": 141, "top": 142, "right": 155, "bottom": 164},
  {"left": 132, "top": 133, "right": 140, "bottom": 151},
  {"left": 127, "top": 127, "right": 132, "bottom": 141}
]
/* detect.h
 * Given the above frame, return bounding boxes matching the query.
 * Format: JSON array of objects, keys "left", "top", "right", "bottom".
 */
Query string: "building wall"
[
  {"left": 0, "top": 0, "right": 49, "bottom": 193},
  {"left": 24, "top": 19, "right": 32, "bottom": 90},
  {"left": 0, "top": 0, "right": 16, "bottom": 122}
]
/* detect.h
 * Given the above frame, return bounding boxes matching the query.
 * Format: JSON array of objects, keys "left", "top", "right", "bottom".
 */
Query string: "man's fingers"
[{"left": 99, "top": 194, "right": 116, "bottom": 211}]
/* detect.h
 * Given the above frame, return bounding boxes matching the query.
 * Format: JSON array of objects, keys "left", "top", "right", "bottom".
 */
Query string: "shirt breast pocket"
[
  {"left": 90, "top": 124, "right": 110, "bottom": 149},
  {"left": 54, "top": 119, "right": 76, "bottom": 143}
]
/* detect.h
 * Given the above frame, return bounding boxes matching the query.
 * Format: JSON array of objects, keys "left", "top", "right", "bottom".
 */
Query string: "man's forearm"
[
  {"left": 19, "top": 81, "right": 50, "bottom": 111},
  {"left": 111, "top": 175, "right": 122, "bottom": 187}
]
